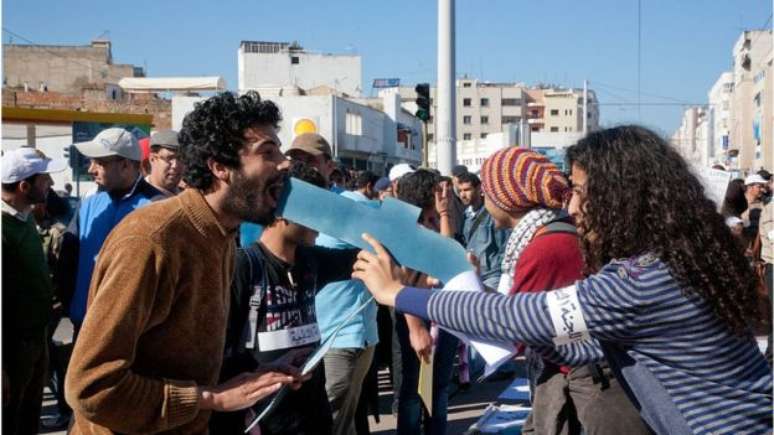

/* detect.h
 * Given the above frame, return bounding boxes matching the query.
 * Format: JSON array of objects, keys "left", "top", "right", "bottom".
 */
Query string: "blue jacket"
[
  {"left": 462, "top": 205, "right": 510, "bottom": 287},
  {"left": 314, "top": 190, "right": 379, "bottom": 349},
  {"left": 68, "top": 177, "right": 162, "bottom": 324}
]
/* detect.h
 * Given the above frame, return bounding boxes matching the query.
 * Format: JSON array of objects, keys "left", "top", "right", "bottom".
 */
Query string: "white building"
[
  {"left": 238, "top": 41, "right": 362, "bottom": 97},
  {"left": 173, "top": 90, "right": 422, "bottom": 175},
  {"left": 708, "top": 72, "right": 734, "bottom": 168},
  {"left": 672, "top": 106, "right": 713, "bottom": 168}
]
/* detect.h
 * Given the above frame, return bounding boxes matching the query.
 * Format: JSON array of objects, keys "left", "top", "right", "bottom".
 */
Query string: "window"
[
  {"left": 481, "top": 116, "right": 489, "bottom": 124},
  {"left": 345, "top": 111, "right": 362, "bottom": 136},
  {"left": 427, "top": 133, "right": 434, "bottom": 142},
  {"left": 463, "top": 133, "right": 472, "bottom": 140},
  {"left": 480, "top": 98, "right": 489, "bottom": 107},
  {"left": 502, "top": 116, "right": 520, "bottom": 124},
  {"left": 550, "top": 109, "right": 559, "bottom": 116},
  {"left": 550, "top": 127, "right": 559, "bottom": 132},
  {"left": 502, "top": 98, "right": 521, "bottom": 106},
  {"left": 530, "top": 110, "right": 539, "bottom": 117},
  {"left": 463, "top": 116, "right": 472, "bottom": 125},
  {"left": 480, "top": 133, "right": 488, "bottom": 138},
  {"left": 565, "top": 109, "right": 573, "bottom": 116},
  {"left": 463, "top": 82, "right": 472, "bottom": 88},
  {"left": 463, "top": 98, "right": 471, "bottom": 107},
  {"left": 291, "top": 56, "right": 300, "bottom": 64}
]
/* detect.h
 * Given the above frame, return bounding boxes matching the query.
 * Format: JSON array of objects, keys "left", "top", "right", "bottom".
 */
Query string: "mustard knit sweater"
[{"left": 65, "top": 189, "right": 235, "bottom": 434}]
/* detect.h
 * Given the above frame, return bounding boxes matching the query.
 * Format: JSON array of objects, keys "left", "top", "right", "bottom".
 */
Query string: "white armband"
[{"left": 546, "top": 285, "right": 591, "bottom": 346}]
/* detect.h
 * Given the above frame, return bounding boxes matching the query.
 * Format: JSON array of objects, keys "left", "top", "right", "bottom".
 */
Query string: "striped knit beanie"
[{"left": 480, "top": 147, "right": 569, "bottom": 212}]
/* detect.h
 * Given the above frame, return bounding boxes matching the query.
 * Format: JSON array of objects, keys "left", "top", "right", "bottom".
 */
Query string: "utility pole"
[{"left": 436, "top": 0, "right": 456, "bottom": 175}]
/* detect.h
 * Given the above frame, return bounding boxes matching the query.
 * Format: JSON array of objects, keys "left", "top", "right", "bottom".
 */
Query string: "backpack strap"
[
  {"left": 532, "top": 220, "right": 577, "bottom": 240},
  {"left": 226, "top": 245, "right": 268, "bottom": 355}
]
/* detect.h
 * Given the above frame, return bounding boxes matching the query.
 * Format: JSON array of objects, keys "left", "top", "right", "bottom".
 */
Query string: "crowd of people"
[{"left": 2, "top": 90, "right": 772, "bottom": 435}]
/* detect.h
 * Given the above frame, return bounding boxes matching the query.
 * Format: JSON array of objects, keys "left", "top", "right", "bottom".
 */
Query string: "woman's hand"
[{"left": 352, "top": 233, "right": 404, "bottom": 307}]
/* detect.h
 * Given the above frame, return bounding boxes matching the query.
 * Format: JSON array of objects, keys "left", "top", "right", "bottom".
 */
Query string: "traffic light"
[{"left": 415, "top": 83, "right": 431, "bottom": 122}]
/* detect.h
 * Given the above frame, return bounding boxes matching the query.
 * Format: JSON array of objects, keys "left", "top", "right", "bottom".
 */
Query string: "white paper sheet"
[{"left": 437, "top": 271, "right": 518, "bottom": 377}]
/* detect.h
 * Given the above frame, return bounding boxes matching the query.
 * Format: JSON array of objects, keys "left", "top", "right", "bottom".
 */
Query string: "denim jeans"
[{"left": 394, "top": 314, "right": 458, "bottom": 435}]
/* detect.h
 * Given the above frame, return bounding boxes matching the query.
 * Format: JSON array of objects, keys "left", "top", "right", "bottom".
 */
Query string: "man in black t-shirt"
[{"left": 211, "top": 162, "right": 358, "bottom": 435}]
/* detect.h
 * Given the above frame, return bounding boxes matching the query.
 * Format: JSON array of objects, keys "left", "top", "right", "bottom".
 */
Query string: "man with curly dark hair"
[
  {"left": 65, "top": 92, "right": 300, "bottom": 435},
  {"left": 354, "top": 125, "right": 773, "bottom": 434}
]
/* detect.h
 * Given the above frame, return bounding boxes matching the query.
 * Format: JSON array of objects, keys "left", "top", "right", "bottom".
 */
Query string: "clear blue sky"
[{"left": 3, "top": 0, "right": 771, "bottom": 134}]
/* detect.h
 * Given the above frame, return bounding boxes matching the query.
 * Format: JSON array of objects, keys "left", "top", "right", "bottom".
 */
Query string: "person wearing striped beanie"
[{"left": 474, "top": 147, "right": 649, "bottom": 435}]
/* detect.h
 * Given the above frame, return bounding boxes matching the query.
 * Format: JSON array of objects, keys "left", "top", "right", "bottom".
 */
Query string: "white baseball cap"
[
  {"left": 744, "top": 174, "right": 767, "bottom": 186},
  {"left": 389, "top": 163, "right": 416, "bottom": 182},
  {"left": 2, "top": 147, "right": 67, "bottom": 184},
  {"left": 74, "top": 128, "right": 142, "bottom": 161}
]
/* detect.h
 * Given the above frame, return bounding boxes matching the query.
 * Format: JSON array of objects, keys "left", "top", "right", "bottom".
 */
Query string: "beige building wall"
[
  {"left": 730, "top": 30, "right": 773, "bottom": 172},
  {"left": 753, "top": 48, "right": 773, "bottom": 171},
  {"left": 544, "top": 90, "right": 580, "bottom": 133},
  {"left": 3, "top": 40, "right": 143, "bottom": 94}
]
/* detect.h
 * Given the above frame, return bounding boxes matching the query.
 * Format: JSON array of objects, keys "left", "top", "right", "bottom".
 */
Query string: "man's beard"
[
  {"left": 27, "top": 188, "right": 48, "bottom": 205},
  {"left": 223, "top": 170, "right": 283, "bottom": 226}
]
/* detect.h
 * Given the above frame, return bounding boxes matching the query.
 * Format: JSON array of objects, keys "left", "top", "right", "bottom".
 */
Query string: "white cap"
[
  {"left": 2, "top": 147, "right": 67, "bottom": 183},
  {"left": 725, "top": 216, "right": 745, "bottom": 227},
  {"left": 744, "top": 174, "right": 767, "bottom": 186},
  {"left": 74, "top": 128, "right": 141, "bottom": 161},
  {"left": 389, "top": 163, "right": 416, "bottom": 182}
]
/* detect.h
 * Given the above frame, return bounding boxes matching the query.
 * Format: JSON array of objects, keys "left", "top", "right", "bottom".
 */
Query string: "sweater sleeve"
[
  {"left": 396, "top": 260, "right": 648, "bottom": 358},
  {"left": 65, "top": 234, "right": 200, "bottom": 433}
]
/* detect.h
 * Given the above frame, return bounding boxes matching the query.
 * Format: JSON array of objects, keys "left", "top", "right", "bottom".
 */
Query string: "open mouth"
[{"left": 267, "top": 178, "right": 285, "bottom": 207}]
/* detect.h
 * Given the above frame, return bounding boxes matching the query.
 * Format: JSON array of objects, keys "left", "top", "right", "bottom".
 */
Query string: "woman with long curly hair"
[{"left": 352, "top": 125, "right": 772, "bottom": 434}]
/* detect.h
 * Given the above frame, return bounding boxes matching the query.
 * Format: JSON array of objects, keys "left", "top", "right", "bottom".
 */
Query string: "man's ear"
[
  {"left": 208, "top": 158, "right": 231, "bottom": 184},
  {"left": 18, "top": 179, "right": 33, "bottom": 195}
]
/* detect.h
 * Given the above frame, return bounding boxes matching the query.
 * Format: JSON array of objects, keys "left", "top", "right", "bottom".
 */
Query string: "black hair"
[
  {"left": 397, "top": 169, "right": 439, "bottom": 209},
  {"left": 566, "top": 125, "right": 758, "bottom": 335},
  {"left": 289, "top": 160, "right": 327, "bottom": 189},
  {"left": 451, "top": 164, "right": 468, "bottom": 177},
  {"left": 456, "top": 172, "right": 481, "bottom": 187},
  {"left": 178, "top": 91, "right": 282, "bottom": 190},
  {"left": 355, "top": 170, "right": 379, "bottom": 190},
  {"left": 721, "top": 179, "right": 748, "bottom": 218}
]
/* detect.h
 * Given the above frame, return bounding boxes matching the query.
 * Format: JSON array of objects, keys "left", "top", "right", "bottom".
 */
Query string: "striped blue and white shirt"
[{"left": 396, "top": 254, "right": 773, "bottom": 434}]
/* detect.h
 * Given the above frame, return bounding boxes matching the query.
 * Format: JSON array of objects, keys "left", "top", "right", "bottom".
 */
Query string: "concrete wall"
[
  {"left": 239, "top": 47, "right": 361, "bottom": 97},
  {"left": 3, "top": 41, "right": 142, "bottom": 94}
]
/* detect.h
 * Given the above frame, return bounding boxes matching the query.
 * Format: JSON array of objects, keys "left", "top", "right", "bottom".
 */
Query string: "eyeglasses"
[{"left": 154, "top": 154, "right": 179, "bottom": 164}]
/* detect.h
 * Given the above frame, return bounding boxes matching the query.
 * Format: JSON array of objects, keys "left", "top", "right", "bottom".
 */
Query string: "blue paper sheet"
[{"left": 276, "top": 178, "right": 472, "bottom": 284}]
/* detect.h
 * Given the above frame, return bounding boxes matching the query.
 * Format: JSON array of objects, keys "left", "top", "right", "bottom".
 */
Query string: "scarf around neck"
[{"left": 496, "top": 208, "right": 565, "bottom": 294}]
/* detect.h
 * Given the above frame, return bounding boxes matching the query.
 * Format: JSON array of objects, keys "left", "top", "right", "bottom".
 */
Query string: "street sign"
[{"left": 373, "top": 78, "right": 400, "bottom": 88}]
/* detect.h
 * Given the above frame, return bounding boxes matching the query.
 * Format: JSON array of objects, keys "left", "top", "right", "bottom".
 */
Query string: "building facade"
[
  {"left": 3, "top": 39, "right": 144, "bottom": 94},
  {"left": 708, "top": 72, "right": 734, "bottom": 168},
  {"left": 388, "top": 78, "right": 598, "bottom": 170},
  {"left": 672, "top": 30, "right": 772, "bottom": 173},
  {"left": 730, "top": 30, "right": 773, "bottom": 172},
  {"left": 238, "top": 41, "right": 362, "bottom": 97},
  {"left": 173, "top": 89, "right": 421, "bottom": 175},
  {"left": 672, "top": 106, "right": 711, "bottom": 168}
]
